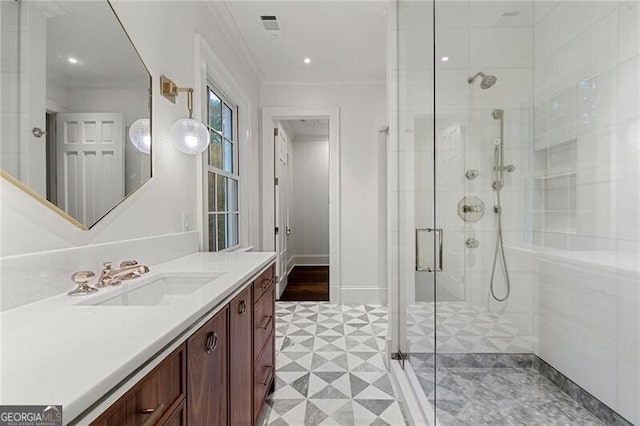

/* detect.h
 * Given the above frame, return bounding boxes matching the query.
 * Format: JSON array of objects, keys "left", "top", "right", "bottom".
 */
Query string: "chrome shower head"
[{"left": 467, "top": 72, "right": 497, "bottom": 89}]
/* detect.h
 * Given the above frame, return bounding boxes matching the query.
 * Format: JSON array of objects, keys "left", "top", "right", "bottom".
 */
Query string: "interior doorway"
[
  {"left": 275, "top": 119, "right": 330, "bottom": 301},
  {"left": 261, "top": 107, "right": 340, "bottom": 303}
]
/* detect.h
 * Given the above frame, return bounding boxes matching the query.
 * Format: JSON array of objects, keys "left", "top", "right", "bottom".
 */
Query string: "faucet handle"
[
  {"left": 69, "top": 271, "right": 98, "bottom": 296},
  {"left": 72, "top": 270, "right": 95, "bottom": 284},
  {"left": 102, "top": 261, "right": 113, "bottom": 269},
  {"left": 119, "top": 260, "right": 139, "bottom": 268}
]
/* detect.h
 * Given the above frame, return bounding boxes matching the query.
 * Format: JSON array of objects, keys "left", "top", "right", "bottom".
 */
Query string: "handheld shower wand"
[{"left": 489, "top": 108, "right": 514, "bottom": 302}]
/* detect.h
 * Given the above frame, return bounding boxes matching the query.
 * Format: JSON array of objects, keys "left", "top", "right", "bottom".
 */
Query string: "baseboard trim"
[
  {"left": 534, "top": 356, "right": 634, "bottom": 426},
  {"left": 340, "top": 287, "right": 387, "bottom": 305},
  {"left": 287, "top": 255, "right": 329, "bottom": 268}
]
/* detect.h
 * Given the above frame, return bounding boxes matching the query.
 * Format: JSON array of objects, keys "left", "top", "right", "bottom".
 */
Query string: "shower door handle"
[{"left": 415, "top": 228, "right": 443, "bottom": 272}]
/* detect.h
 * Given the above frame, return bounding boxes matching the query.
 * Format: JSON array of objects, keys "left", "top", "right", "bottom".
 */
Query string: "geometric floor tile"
[
  {"left": 257, "top": 302, "right": 407, "bottom": 426},
  {"left": 407, "top": 301, "right": 535, "bottom": 354}
]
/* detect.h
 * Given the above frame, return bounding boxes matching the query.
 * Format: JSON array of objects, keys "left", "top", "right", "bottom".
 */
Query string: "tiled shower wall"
[
  {"left": 532, "top": 2, "right": 640, "bottom": 423},
  {"left": 397, "top": 0, "right": 537, "bottom": 346}
]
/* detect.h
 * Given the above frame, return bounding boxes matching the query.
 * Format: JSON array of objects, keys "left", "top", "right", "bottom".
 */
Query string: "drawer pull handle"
[
  {"left": 259, "top": 365, "right": 273, "bottom": 385},
  {"left": 259, "top": 315, "right": 273, "bottom": 330},
  {"left": 260, "top": 277, "right": 274, "bottom": 289},
  {"left": 141, "top": 403, "right": 165, "bottom": 426},
  {"left": 239, "top": 300, "right": 247, "bottom": 316},
  {"left": 206, "top": 331, "right": 218, "bottom": 353}
]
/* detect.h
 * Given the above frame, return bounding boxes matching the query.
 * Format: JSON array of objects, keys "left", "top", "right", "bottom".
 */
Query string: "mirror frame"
[{"left": 0, "top": 1, "right": 153, "bottom": 230}]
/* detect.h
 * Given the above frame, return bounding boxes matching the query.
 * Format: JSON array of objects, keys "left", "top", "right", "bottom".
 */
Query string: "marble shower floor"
[
  {"left": 258, "top": 302, "right": 406, "bottom": 426},
  {"left": 410, "top": 354, "right": 604, "bottom": 425}
]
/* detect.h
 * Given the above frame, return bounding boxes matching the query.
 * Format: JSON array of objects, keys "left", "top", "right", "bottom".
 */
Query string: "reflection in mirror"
[{"left": 0, "top": 1, "right": 151, "bottom": 229}]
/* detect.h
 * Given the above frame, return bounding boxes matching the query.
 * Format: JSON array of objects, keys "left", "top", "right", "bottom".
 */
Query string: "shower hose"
[{"left": 490, "top": 189, "right": 511, "bottom": 302}]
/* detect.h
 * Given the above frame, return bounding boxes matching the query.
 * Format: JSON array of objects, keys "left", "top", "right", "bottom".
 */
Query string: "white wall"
[
  {"left": 1, "top": 3, "right": 261, "bottom": 264},
  {"left": 260, "top": 84, "right": 387, "bottom": 304},
  {"left": 289, "top": 136, "right": 329, "bottom": 266}
]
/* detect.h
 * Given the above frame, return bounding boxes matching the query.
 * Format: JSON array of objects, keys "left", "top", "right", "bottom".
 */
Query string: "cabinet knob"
[
  {"left": 238, "top": 300, "right": 247, "bottom": 316},
  {"left": 206, "top": 331, "right": 218, "bottom": 353}
]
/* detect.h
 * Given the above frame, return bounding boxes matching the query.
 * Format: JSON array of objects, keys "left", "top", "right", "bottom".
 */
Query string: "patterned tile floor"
[
  {"left": 407, "top": 302, "right": 534, "bottom": 353},
  {"left": 257, "top": 302, "right": 406, "bottom": 426},
  {"left": 410, "top": 354, "right": 604, "bottom": 425}
]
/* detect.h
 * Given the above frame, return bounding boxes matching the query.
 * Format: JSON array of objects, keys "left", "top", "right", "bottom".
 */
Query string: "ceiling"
[
  {"left": 44, "top": 1, "right": 149, "bottom": 89},
  {"left": 222, "top": 1, "right": 389, "bottom": 85},
  {"left": 282, "top": 119, "right": 329, "bottom": 139}
]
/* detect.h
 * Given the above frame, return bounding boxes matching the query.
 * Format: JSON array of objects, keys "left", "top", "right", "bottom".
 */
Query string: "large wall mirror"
[{"left": 1, "top": 1, "right": 152, "bottom": 229}]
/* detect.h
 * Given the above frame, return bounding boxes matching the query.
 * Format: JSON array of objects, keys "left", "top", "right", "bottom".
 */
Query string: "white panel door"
[
  {"left": 56, "top": 113, "right": 124, "bottom": 226},
  {"left": 274, "top": 123, "right": 291, "bottom": 297}
]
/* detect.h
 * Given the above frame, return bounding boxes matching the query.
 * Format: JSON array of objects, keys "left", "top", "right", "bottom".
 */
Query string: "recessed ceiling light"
[
  {"left": 68, "top": 57, "right": 78, "bottom": 64},
  {"left": 304, "top": 58, "right": 311, "bottom": 64},
  {"left": 441, "top": 56, "right": 450, "bottom": 62}
]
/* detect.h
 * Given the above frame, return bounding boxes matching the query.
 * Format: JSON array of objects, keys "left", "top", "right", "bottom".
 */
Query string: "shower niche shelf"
[{"left": 532, "top": 137, "right": 577, "bottom": 239}]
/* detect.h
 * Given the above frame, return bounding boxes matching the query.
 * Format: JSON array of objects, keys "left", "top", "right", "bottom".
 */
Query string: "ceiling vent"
[{"left": 260, "top": 15, "right": 281, "bottom": 36}]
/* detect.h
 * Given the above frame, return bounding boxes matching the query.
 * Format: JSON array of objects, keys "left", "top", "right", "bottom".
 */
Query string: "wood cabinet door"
[
  {"left": 187, "top": 306, "right": 228, "bottom": 426},
  {"left": 229, "top": 285, "right": 254, "bottom": 425}
]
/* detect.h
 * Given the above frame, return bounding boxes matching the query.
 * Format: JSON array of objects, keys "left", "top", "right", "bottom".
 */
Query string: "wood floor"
[{"left": 279, "top": 266, "right": 329, "bottom": 302}]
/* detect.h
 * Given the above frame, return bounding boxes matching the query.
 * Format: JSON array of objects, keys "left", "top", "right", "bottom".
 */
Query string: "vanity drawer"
[
  {"left": 91, "top": 345, "right": 185, "bottom": 426},
  {"left": 254, "top": 284, "right": 275, "bottom": 359},
  {"left": 160, "top": 400, "right": 185, "bottom": 426},
  {"left": 253, "top": 265, "right": 275, "bottom": 303},
  {"left": 253, "top": 332, "right": 274, "bottom": 422}
]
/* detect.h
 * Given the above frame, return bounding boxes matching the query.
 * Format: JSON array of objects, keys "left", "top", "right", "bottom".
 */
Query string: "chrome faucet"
[{"left": 95, "top": 260, "right": 150, "bottom": 287}]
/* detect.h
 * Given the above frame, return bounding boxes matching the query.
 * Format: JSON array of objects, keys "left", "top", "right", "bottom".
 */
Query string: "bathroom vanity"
[{"left": 0, "top": 251, "right": 276, "bottom": 425}]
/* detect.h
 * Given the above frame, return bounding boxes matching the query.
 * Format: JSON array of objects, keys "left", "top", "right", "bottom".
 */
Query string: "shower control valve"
[
  {"left": 465, "top": 169, "right": 480, "bottom": 180},
  {"left": 463, "top": 204, "right": 483, "bottom": 213},
  {"left": 466, "top": 238, "right": 480, "bottom": 249},
  {"left": 458, "top": 196, "right": 485, "bottom": 222}
]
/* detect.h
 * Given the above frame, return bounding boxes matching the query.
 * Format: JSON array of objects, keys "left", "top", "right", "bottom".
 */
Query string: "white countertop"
[{"left": 0, "top": 251, "right": 276, "bottom": 424}]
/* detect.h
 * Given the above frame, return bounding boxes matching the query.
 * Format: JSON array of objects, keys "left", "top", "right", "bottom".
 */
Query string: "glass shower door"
[
  {"left": 394, "top": 0, "right": 437, "bottom": 423},
  {"left": 397, "top": 1, "right": 639, "bottom": 425},
  {"left": 395, "top": 0, "right": 537, "bottom": 423}
]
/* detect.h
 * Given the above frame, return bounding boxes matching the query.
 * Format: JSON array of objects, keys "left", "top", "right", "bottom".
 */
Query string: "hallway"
[
  {"left": 258, "top": 302, "right": 405, "bottom": 425},
  {"left": 279, "top": 266, "right": 330, "bottom": 302}
]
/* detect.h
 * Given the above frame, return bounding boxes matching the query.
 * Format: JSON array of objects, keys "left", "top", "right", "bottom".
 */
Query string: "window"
[{"left": 206, "top": 84, "right": 239, "bottom": 251}]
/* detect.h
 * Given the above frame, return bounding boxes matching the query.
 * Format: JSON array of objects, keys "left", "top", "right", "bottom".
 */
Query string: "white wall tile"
[
  {"left": 619, "top": 1, "right": 640, "bottom": 63},
  {"left": 535, "top": 1, "right": 618, "bottom": 62},
  {"left": 535, "top": 11, "right": 619, "bottom": 100},
  {"left": 618, "top": 56, "right": 640, "bottom": 123},
  {"left": 470, "top": 27, "right": 534, "bottom": 69}
]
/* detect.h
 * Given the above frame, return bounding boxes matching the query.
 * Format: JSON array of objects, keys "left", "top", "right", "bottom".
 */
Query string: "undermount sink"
[{"left": 80, "top": 273, "right": 224, "bottom": 306}]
